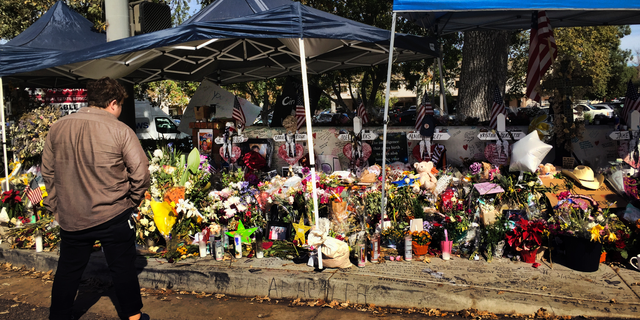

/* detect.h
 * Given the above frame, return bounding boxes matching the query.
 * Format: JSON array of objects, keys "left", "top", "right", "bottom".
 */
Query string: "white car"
[{"left": 590, "top": 104, "right": 614, "bottom": 118}]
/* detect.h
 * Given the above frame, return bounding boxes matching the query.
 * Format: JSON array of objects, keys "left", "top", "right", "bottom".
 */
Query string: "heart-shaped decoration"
[
  {"left": 343, "top": 143, "right": 372, "bottom": 163},
  {"left": 278, "top": 144, "right": 305, "bottom": 166},
  {"left": 595, "top": 141, "right": 600, "bottom": 146},
  {"left": 619, "top": 141, "right": 640, "bottom": 168},
  {"left": 463, "top": 144, "right": 468, "bottom": 150},
  {"left": 219, "top": 146, "right": 242, "bottom": 163},
  {"left": 484, "top": 143, "right": 510, "bottom": 165}
]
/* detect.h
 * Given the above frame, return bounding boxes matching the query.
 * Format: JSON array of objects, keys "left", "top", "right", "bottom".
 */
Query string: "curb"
[{"left": 1, "top": 245, "right": 639, "bottom": 319}]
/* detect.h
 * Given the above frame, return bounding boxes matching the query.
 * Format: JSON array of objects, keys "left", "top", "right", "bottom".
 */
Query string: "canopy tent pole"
[
  {"left": 0, "top": 78, "right": 9, "bottom": 191},
  {"left": 437, "top": 34, "right": 448, "bottom": 115},
  {"left": 299, "top": 38, "right": 322, "bottom": 270},
  {"left": 380, "top": 12, "right": 398, "bottom": 230}
]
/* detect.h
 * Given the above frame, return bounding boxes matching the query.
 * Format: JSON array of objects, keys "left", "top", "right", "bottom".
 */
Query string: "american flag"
[
  {"left": 490, "top": 86, "right": 507, "bottom": 130},
  {"left": 356, "top": 98, "right": 369, "bottom": 124},
  {"left": 295, "top": 94, "right": 305, "bottom": 131},
  {"left": 525, "top": 11, "right": 557, "bottom": 102},
  {"left": 25, "top": 180, "right": 43, "bottom": 206},
  {"left": 415, "top": 93, "right": 433, "bottom": 132},
  {"left": 622, "top": 81, "right": 640, "bottom": 126},
  {"left": 232, "top": 96, "right": 246, "bottom": 127}
]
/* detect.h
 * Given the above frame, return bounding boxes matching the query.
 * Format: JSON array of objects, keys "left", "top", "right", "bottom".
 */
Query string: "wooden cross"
[{"left": 541, "top": 60, "right": 593, "bottom": 120}]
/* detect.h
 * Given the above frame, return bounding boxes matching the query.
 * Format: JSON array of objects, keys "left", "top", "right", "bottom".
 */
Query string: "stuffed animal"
[
  {"left": 387, "top": 161, "right": 411, "bottom": 174},
  {"left": 413, "top": 161, "right": 437, "bottom": 192},
  {"left": 538, "top": 163, "right": 557, "bottom": 175},
  {"left": 481, "top": 162, "right": 492, "bottom": 181}
]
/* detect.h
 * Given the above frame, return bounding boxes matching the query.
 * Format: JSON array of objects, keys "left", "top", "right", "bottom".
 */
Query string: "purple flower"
[{"left": 470, "top": 162, "right": 482, "bottom": 175}]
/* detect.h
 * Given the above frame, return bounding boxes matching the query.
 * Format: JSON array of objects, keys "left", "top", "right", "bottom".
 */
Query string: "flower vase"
[
  {"left": 493, "top": 240, "right": 506, "bottom": 259},
  {"left": 561, "top": 235, "right": 602, "bottom": 272},
  {"left": 412, "top": 241, "right": 430, "bottom": 256},
  {"left": 520, "top": 248, "right": 538, "bottom": 263}
]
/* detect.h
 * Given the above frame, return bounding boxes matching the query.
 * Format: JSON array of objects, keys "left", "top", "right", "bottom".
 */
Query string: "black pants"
[{"left": 49, "top": 209, "right": 142, "bottom": 320}]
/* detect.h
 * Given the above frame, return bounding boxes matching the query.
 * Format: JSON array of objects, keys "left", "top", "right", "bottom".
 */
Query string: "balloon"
[
  {"left": 150, "top": 201, "right": 177, "bottom": 237},
  {"left": 509, "top": 131, "right": 552, "bottom": 172}
]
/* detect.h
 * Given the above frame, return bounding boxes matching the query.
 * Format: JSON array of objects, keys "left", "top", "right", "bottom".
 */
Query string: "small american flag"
[
  {"left": 415, "top": 93, "right": 433, "bottom": 132},
  {"left": 490, "top": 87, "right": 508, "bottom": 130},
  {"left": 295, "top": 94, "right": 305, "bottom": 131},
  {"left": 622, "top": 81, "right": 640, "bottom": 126},
  {"left": 232, "top": 96, "right": 246, "bottom": 127},
  {"left": 25, "top": 180, "right": 43, "bottom": 206},
  {"left": 356, "top": 98, "right": 369, "bottom": 124},
  {"left": 525, "top": 11, "right": 557, "bottom": 102}
]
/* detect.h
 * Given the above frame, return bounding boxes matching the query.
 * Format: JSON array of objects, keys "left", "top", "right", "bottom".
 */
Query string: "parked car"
[{"left": 590, "top": 104, "right": 614, "bottom": 118}]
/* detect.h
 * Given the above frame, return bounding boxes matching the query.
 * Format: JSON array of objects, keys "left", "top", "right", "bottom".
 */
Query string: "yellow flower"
[
  {"left": 589, "top": 225, "right": 604, "bottom": 242},
  {"left": 606, "top": 231, "right": 618, "bottom": 242}
]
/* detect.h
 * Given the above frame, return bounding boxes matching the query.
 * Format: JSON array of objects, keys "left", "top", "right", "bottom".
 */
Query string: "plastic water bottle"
[
  {"left": 371, "top": 232, "right": 380, "bottom": 262},
  {"left": 404, "top": 233, "right": 413, "bottom": 261},
  {"left": 222, "top": 227, "right": 229, "bottom": 249},
  {"left": 234, "top": 234, "right": 242, "bottom": 259},
  {"left": 214, "top": 236, "right": 224, "bottom": 261}
]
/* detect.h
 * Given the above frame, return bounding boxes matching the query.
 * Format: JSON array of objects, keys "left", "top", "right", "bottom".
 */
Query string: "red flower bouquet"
[{"left": 506, "top": 219, "right": 545, "bottom": 252}]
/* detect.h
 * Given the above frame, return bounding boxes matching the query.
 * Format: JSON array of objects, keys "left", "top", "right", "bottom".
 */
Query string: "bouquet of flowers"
[
  {"left": 549, "top": 192, "right": 619, "bottom": 243},
  {"left": 10, "top": 106, "right": 61, "bottom": 167},
  {"left": 505, "top": 218, "right": 546, "bottom": 252},
  {"left": 411, "top": 230, "right": 431, "bottom": 246}
]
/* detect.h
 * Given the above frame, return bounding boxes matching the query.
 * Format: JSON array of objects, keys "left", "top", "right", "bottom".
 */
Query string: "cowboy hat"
[{"left": 561, "top": 166, "right": 604, "bottom": 190}]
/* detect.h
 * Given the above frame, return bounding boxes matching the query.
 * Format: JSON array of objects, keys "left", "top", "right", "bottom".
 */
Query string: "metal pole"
[
  {"left": 438, "top": 40, "right": 448, "bottom": 115},
  {"left": 299, "top": 38, "right": 322, "bottom": 270},
  {"left": 380, "top": 12, "right": 397, "bottom": 229},
  {"left": 0, "top": 78, "right": 9, "bottom": 191}
]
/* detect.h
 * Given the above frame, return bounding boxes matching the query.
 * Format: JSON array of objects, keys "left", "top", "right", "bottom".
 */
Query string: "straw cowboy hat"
[{"left": 561, "top": 166, "right": 604, "bottom": 190}]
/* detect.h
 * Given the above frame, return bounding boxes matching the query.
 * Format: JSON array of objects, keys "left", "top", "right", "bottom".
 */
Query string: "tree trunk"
[{"left": 458, "top": 30, "right": 509, "bottom": 121}]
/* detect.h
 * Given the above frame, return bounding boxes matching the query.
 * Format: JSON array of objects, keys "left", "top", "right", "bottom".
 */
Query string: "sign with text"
[
  {"left": 477, "top": 131, "right": 525, "bottom": 140},
  {"left": 406, "top": 132, "right": 451, "bottom": 141},
  {"left": 609, "top": 131, "right": 631, "bottom": 140},
  {"left": 214, "top": 135, "right": 248, "bottom": 144},
  {"left": 273, "top": 133, "right": 307, "bottom": 142},
  {"left": 370, "top": 132, "right": 408, "bottom": 165},
  {"left": 540, "top": 177, "right": 626, "bottom": 208},
  {"left": 337, "top": 132, "right": 378, "bottom": 141}
]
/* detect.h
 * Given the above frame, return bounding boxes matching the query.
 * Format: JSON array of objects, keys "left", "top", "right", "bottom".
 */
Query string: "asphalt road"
[{"left": 0, "top": 263, "right": 618, "bottom": 320}]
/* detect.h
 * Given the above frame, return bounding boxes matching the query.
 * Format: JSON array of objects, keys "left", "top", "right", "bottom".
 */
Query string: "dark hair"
[{"left": 86, "top": 77, "right": 128, "bottom": 108}]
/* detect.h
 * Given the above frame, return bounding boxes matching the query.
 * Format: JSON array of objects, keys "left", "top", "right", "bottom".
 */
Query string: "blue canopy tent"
[
  {"left": 376, "top": 0, "right": 640, "bottom": 223},
  {"left": 0, "top": 0, "right": 439, "bottom": 268}
]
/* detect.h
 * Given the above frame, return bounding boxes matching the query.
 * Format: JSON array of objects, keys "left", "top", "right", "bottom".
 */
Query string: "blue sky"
[{"left": 621, "top": 25, "right": 640, "bottom": 54}]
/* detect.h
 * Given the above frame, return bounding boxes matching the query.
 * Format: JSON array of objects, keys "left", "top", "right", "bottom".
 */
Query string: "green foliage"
[{"left": 180, "top": 148, "right": 201, "bottom": 186}]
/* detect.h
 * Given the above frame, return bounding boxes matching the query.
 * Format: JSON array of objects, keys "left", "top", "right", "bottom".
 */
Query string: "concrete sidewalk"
[{"left": 1, "top": 244, "right": 639, "bottom": 319}]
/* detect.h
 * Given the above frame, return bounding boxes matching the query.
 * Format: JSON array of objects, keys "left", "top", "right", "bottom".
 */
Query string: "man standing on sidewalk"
[{"left": 42, "top": 77, "right": 151, "bottom": 320}]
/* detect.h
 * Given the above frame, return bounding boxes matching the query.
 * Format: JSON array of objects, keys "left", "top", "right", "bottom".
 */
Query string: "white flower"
[
  {"left": 236, "top": 203, "right": 247, "bottom": 212},
  {"left": 596, "top": 215, "right": 604, "bottom": 222},
  {"left": 140, "top": 218, "right": 149, "bottom": 226},
  {"left": 149, "top": 225, "right": 156, "bottom": 232},
  {"left": 149, "top": 164, "right": 160, "bottom": 174},
  {"left": 227, "top": 196, "right": 240, "bottom": 206},
  {"left": 224, "top": 208, "right": 237, "bottom": 218},
  {"left": 587, "top": 222, "right": 596, "bottom": 229},
  {"left": 267, "top": 198, "right": 273, "bottom": 204},
  {"left": 288, "top": 196, "right": 294, "bottom": 204},
  {"left": 153, "top": 149, "right": 163, "bottom": 158},
  {"left": 144, "top": 231, "right": 149, "bottom": 236},
  {"left": 185, "top": 181, "right": 192, "bottom": 191}
]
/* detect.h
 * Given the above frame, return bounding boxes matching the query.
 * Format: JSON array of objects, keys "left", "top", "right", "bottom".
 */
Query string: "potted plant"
[
  {"left": 548, "top": 192, "right": 619, "bottom": 272},
  {"left": 411, "top": 230, "right": 431, "bottom": 256},
  {"left": 505, "top": 218, "right": 546, "bottom": 263}
]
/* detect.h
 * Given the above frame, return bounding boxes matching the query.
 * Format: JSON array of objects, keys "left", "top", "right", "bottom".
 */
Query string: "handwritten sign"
[
  {"left": 477, "top": 131, "right": 525, "bottom": 140},
  {"left": 609, "top": 131, "right": 631, "bottom": 140},
  {"left": 214, "top": 135, "right": 248, "bottom": 144},
  {"left": 406, "top": 132, "right": 451, "bottom": 141},
  {"left": 370, "top": 132, "right": 407, "bottom": 165}
]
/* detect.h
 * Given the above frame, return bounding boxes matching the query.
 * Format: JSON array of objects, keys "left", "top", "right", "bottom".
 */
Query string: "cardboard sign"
[{"left": 540, "top": 176, "right": 626, "bottom": 208}]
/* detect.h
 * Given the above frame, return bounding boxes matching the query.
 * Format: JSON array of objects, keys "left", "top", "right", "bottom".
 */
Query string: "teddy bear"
[
  {"left": 537, "top": 163, "right": 557, "bottom": 176},
  {"left": 413, "top": 161, "right": 437, "bottom": 192}
]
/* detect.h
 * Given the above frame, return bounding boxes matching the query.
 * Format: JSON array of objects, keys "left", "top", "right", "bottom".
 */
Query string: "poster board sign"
[
  {"left": 540, "top": 176, "right": 626, "bottom": 208},
  {"left": 370, "top": 132, "right": 408, "bottom": 165}
]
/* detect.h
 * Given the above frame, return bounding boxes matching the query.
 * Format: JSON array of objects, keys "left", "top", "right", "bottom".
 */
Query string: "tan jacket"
[{"left": 42, "top": 107, "right": 150, "bottom": 231}]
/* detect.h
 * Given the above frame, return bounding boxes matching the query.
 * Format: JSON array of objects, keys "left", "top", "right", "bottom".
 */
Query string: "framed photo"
[
  {"left": 269, "top": 225, "right": 288, "bottom": 240},
  {"left": 238, "top": 138, "right": 274, "bottom": 169},
  {"left": 198, "top": 129, "right": 213, "bottom": 154}
]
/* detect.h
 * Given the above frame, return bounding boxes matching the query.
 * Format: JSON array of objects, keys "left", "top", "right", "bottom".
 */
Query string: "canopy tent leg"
[
  {"left": 0, "top": 78, "right": 9, "bottom": 192},
  {"left": 437, "top": 41, "right": 448, "bottom": 115},
  {"left": 380, "top": 12, "right": 398, "bottom": 231},
  {"left": 299, "top": 38, "right": 322, "bottom": 270}
]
